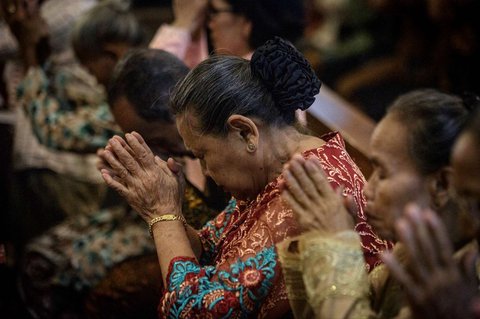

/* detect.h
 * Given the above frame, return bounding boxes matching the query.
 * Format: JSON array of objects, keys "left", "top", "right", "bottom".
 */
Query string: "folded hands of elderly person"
[
  {"left": 381, "top": 204, "right": 479, "bottom": 319},
  {"left": 98, "top": 132, "right": 186, "bottom": 223},
  {"left": 281, "top": 154, "right": 356, "bottom": 232}
]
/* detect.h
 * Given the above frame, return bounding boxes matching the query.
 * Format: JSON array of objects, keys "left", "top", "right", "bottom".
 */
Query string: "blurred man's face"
[{"left": 111, "top": 96, "right": 189, "bottom": 160}]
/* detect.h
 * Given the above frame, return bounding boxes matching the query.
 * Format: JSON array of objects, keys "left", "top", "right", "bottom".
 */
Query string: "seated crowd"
[{"left": 0, "top": 0, "right": 479, "bottom": 318}]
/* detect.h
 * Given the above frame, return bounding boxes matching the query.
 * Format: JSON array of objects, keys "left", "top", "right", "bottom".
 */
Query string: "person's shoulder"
[
  {"left": 321, "top": 131, "right": 346, "bottom": 149},
  {"left": 301, "top": 131, "right": 345, "bottom": 158},
  {"left": 302, "top": 132, "right": 366, "bottom": 184}
]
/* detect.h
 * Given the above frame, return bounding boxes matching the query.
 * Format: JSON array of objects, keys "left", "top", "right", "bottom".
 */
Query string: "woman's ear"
[
  {"left": 226, "top": 115, "right": 259, "bottom": 152},
  {"left": 428, "top": 166, "right": 454, "bottom": 209}
]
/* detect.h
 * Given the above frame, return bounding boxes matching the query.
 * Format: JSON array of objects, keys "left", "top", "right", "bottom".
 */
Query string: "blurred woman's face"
[
  {"left": 364, "top": 115, "right": 431, "bottom": 240},
  {"left": 177, "top": 113, "right": 260, "bottom": 200},
  {"left": 207, "top": 0, "right": 252, "bottom": 57},
  {"left": 80, "top": 42, "right": 132, "bottom": 87}
]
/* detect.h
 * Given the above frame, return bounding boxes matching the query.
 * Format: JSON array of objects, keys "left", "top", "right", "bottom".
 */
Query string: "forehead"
[
  {"left": 453, "top": 133, "right": 480, "bottom": 177},
  {"left": 176, "top": 112, "right": 209, "bottom": 149},
  {"left": 370, "top": 115, "right": 415, "bottom": 169},
  {"left": 112, "top": 96, "right": 176, "bottom": 139}
]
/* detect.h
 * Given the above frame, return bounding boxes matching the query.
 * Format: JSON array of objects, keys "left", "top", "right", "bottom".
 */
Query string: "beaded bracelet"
[{"left": 148, "top": 214, "right": 187, "bottom": 237}]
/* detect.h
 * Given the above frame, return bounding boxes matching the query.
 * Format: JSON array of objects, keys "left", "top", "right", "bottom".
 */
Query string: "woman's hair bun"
[{"left": 251, "top": 37, "right": 321, "bottom": 113}]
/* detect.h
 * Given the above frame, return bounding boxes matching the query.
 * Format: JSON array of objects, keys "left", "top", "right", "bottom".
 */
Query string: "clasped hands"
[
  {"left": 281, "top": 154, "right": 356, "bottom": 233},
  {"left": 97, "top": 132, "right": 185, "bottom": 223},
  {"left": 381, "top": 204, "right": 479, "bottom": 319},
  {"left": 281, "top": 153, "right": 480, "bottom": 318}
]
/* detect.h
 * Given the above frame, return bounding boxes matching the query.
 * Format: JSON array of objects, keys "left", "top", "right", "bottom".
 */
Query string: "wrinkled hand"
[
  {"left": 172, "top": 0, "right": 208, "bottom": 37},
  {"left": 99, "top": 132, "right": 185, "bottom": 222},
  {"left": 96, "top": 142, "right": 135, "bottom": 177},
  {"left": 96, "top": 148, "right": 112, "bottom": 175},
  {"left": 281, "top": 154, "right": 356, "bottom": 232},
  {"left": 382, "top": 204, "right": 478, "bottom": 319}
]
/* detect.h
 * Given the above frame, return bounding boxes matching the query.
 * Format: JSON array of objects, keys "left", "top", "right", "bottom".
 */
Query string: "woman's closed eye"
[{"left": 377, "top": 169, "right": 387, "bottom": 180}]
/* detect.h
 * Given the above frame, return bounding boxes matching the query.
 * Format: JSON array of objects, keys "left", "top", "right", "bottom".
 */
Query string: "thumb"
[{"left": 167, "top": 157, "right": 186, "bottom": 196}]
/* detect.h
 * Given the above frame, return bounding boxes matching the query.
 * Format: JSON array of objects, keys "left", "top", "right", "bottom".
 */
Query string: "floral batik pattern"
[
  {"left": 159, "top": 132, "right": 391, "bottom": 318},
  {"left": 21, "top": 181, "right": 219, "bottom": 318},
  {"left": 307, "top": 132, "right": 393, "bottom": 269},
  {"left": 18, "top": 64, "right": 120, "bottom": 153},
  {"left": 165, "top": 247, "right": 276, "bottom": 318}
]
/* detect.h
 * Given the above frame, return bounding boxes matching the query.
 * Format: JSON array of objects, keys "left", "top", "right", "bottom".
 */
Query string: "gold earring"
[{"left": 247, "top": 142, "right": 256, "bottom": 153}]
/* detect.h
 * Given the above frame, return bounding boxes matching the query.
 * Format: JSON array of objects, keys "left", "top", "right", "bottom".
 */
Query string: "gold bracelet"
[{"left": 148, "top": 214, "right": 187, "bottom": 237}]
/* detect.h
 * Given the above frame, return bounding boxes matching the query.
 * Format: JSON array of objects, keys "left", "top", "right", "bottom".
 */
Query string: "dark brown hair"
[
  {"left": 108, "top": 48, "right": 188, "bottom": 122},
  {"left": 387, "top": 89, "right": 471, "bottom": 174},
  {"left": 170, "top": 38, "right": 320, "bottom": 135}
]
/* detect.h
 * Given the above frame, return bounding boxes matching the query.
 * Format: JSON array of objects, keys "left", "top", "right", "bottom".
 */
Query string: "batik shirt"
[
  {"left": 17, "top": 62, "right": 120, "bottom": 153},
  {"left": 159, "top": 132, "right": 390, "bottom": 318}
]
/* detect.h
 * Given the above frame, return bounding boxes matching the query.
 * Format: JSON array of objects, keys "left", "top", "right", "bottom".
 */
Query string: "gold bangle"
[{"left": 148, "top": 214, "right": 187, "bottom": 237}]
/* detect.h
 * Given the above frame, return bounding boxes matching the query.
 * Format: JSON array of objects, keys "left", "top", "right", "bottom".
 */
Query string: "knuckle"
[
  {"left": 138, "top": 151, "right": 149, "bottom": 160},
  {"left": 125, "top": 160, "right": 137, "bottom": 171},
  {"left": 118, "top": 168, "right": 129, "bottom": 179}
]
